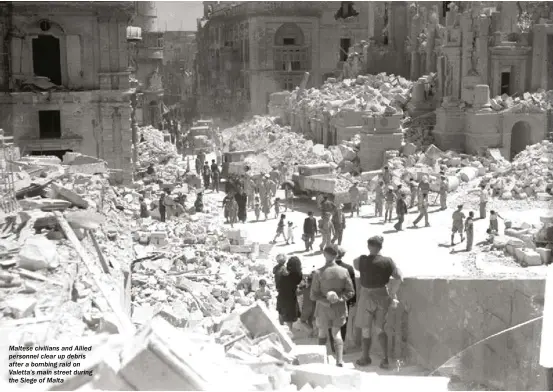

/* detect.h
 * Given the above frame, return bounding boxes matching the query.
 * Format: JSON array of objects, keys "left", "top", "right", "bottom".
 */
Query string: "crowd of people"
[{"left": 272, "top": 236, "right": 403, "bottom": 368}]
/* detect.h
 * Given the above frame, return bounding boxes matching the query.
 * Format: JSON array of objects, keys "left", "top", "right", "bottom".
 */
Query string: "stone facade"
[
  {"left": 162, "top": 31, "right": 197, "bottom": 123},
  {"left": 402, "top": 2, "right": 553, "bottom": 158},
  {"left": 196, "top": 1, "right": 374, "bottom": 121},
  {"left": 0, "top": 1, "right": 137, "bottom": 182},
  {"left": 133, "top": 1, "right": 164, "bottom": 127}
]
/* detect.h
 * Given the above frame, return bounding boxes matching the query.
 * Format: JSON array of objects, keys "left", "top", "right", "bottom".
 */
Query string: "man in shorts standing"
[
  {"left": 310, "top": 246, "right": 355, "bottom": 367},
  {"left": 354, "top": 236, "right": 403, "bottom": 369},
  {"left": 451, "top": 204, "right": 465, "bottom": 246}
]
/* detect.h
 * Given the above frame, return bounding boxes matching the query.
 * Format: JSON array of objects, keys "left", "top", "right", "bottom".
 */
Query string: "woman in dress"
[{"left": 276, "top": 256, "right": 303, "bottom": 330}]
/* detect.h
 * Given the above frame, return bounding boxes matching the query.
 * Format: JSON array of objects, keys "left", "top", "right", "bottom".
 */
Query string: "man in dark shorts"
[
  {"left": 354, "top": 235, "right": 403, "bottom": 369},
  {"left": 311, "top": 246, "right": 355, "bottom": 367}
]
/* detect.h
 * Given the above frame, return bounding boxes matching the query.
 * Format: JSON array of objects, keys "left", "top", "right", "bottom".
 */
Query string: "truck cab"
[{"left": 222, "top": 150, "right": 255, "bottom": 179}]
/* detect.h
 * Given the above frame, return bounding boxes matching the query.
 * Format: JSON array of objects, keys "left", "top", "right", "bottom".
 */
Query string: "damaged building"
[
  {"left": 162, "top": 30, "right": 197, "bottom": 124},
  {"left": 0, "top": 1, "right": 164, "bottom": 182},
  {"left": 196, "top": 1, "right": 388, "bottom": 121},
  {"left": 368, "top": 1, "right": 553, "bottom": 159}
]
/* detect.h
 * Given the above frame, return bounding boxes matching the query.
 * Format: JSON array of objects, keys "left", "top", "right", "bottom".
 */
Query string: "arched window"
[
  {"left": 274, "top": 23, "right": 304, "bottom": 46},
  {"left": 273, "top": 23, "right": 308, "bottom": 73}
]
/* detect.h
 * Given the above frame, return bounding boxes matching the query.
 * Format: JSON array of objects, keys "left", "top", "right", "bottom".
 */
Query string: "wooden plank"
[
  {"left": 54, "top": 212, "right": 134, "bottom": 335},
  {"left": 89, "top": 231, "right": 110, "bottom": 274},
  {"left": 16, "top": 268, "right": 64, "bottom": 287}
]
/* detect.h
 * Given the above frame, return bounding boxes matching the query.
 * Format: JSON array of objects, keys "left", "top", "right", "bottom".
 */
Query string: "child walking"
[
  {"left": 271, "top": 214, "right": 287, "bottom": 243},
  {"left": 286, "top": 221, "right": 297, "bottom": 245},
  {"left": 272, "top": 197, "right": 281, "bottom": 219},
  {"left": 254, "top": 195, "right": 261, "bottom": 221},
  {"left": 489, "top": 210, "right": 504, "bottom": 234}
]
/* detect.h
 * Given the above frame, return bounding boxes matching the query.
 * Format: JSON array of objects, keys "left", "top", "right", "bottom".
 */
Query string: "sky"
[{"left": 156, "top": 1, "right": 204, "bottom": 32}]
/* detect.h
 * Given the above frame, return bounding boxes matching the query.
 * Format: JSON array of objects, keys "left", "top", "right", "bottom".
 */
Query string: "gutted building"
[
  {"left": 162, "top": 30, "right": 197, "bottom": 123},
  {"left": 0, "top": 1, "right": 136, "bottom": 180},
  {"left": 196, "top": 1, "right": 376, "bottom": 122}
]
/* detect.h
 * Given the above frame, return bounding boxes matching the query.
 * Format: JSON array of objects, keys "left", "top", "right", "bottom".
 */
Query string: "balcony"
[
  {"left": 210, "top": 2, "right": 323, "bottom": 20},
  {"left": 274, "top": 46, "right": 310, "bottom": 72},
  {"left": 138, "top": 47, "right": 164, "bottom": 60}
]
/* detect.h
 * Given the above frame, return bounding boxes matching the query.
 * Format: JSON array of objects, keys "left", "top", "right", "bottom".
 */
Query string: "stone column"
[
  {"left": 410, "top": 52, "right": 421, "bottom": 80},
  {"left": 473, "top": 84, "right": 492, "bottom": 111}
]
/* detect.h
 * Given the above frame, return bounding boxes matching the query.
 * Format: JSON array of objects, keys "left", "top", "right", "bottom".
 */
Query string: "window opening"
[
  {"left": 335, "top": 1, "right": 359, "bottom": 20},
  {"left": 340, "top": 38, "right": 351, "bottom": 62},
  {"left": 283, "top": 38, "right": 295, "bottom": 46},
  {"left": 32, "top": 35, "right": 62, "bottom": 85},
  {"left": 501, "top": 72, "right": 511, "bottom": 95},
  {"left": 39, "top": 110, "right": 61, "bottom": 139}
]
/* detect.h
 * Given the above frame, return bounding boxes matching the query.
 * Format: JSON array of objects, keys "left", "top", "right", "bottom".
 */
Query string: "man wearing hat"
[
  {"left": 394, "top": 193, "right": 408, "bottom": 231},
  {"left": 418, "top": 176, "right": 430, "bottom": 199},
  {"left": 331, "top": 204, "right": 346, "bottom": 246},
  {"left": 412, "top": 194, "right": 430, "bottom": 227},
  {"left": 311, "top": 246, "right": 355, "bottom": 367},
  {"left": 353, "top": 236, "right": 403, "bottom": 369},
  {"left": 451, "top": 204, "right": 465, "bottom": 246},
  {"left": 327, "top": 245, "right": 356, "bottom": 354},
  {"left": 439, "top": 176, "right": 449, "bottom": 210},
  {"left": 349, "top": 182, "right": 360, "bottom": 217},
  {"left": 318, "top": 212, "right": 335, "bottom": 251}
]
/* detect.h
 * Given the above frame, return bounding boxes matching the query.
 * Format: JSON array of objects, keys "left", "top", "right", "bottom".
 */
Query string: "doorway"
[
  {"left": 32, "top": 35, "right": 62, "bottom": 85},
  {"left": 510, "top": 121, "right": 532, "bottom": 159},
  {"left": 340, "top": 38, "right": 351, "bottom": 62},
  {"left": 500, "top": 71, "right": 511, "bottom": 95},
  {"left": 39, "top": 110, "right": 61, "bottom": 139}
]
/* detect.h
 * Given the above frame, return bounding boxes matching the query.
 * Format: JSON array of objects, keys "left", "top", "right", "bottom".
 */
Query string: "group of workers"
[{"left": 273, "top": 235, "right": 403, "bottom": 368}]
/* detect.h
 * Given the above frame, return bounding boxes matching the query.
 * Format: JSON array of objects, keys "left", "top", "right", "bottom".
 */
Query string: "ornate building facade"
[
  {"left": 0, "top": 1, "right": 139, "bottom": 181},
  {"left": 196, "top": 1, "right": 374, "bottom": 122}
]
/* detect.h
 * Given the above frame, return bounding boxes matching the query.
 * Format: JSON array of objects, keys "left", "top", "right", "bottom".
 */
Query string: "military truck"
[
  {"left": 221, "top": 150, "right": 256, "bottom": 179},
  {"left": 285, "top": 163, "right": 368, "bottom": 207}
]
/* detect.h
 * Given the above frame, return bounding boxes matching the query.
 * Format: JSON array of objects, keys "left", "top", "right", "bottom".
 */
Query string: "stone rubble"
[{"left": 286, "top": 73, "right": 413, "bottom": 118}]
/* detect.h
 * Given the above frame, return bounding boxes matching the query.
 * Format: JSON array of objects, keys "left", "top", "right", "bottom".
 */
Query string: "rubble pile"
[
  {"left": 489, "top": 89, "right": 553, "bottom": 112},
  {"left": 222, "top": 116, "right": 338, "bottom": 172},
  {"left": 1, "top": 151, "right": 284, "bottom": 337},
  {"left": 286, "top": 73, "right": 413, "bottom": 117},
  {"left": 485, "top": 140, "right": 553, "bottom": 200},
  {"left": 137, "top": 126, "right": 178, "bottom": 167},
  {"left": 401, "top": 112, "right": 436, "bottom": 150}
]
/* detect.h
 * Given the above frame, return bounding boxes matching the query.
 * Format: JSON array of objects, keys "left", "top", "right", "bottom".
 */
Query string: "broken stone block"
[
  {"left": 402, "top": 143, "right": 417, "bottom": 157},
  {"left": 119, "top": 317, "right": 250, "bottom": 390},
  {"left": 492, "top": 236, "right": 508, "bottom": 249},
  {"left": 240, "top": 302, "right": 295, "bottom": 353},
  {"left": 149, "top": 231, "right": 168, "bottom": 246},
  {"left": 291, "top": 363, "right": 362, "bottom": 390},
  {"left": 65, "top": 210, "right": 105, "bottom": 230},
  {"left": 155, "top": 303, "right": 191, "bottom": 328},
  {"left": 514, "top": 248, "right": 525, "bottom": 264},
  {"left": 6, "top": 296, "right": 36, "bottom": 319},
  {"left": 536, "top": 248, "right": 552, "bottom": 264},
  {"left": 291, "top": 345, "right": 328, "bottom": 365},
  {"left": 18, "top": 235, "right": 60, "bottom": 271},
  {"left": 523, "top": 250, "right": 542, "bottom": 266},
  {"left": 51, "top": 183, "right": 89, "bottom": 209},
  {"left": 459, "top": 167, "right": 479, "bottom": 182},
  {"left": 19, "top": 198, "right": 72, "bottom": 211},
  {"left": 501, "top": 191, "right": 513, "bottom": 200},
  {"left": 537, "top": 192, "right": 553, "bottom": 201}
]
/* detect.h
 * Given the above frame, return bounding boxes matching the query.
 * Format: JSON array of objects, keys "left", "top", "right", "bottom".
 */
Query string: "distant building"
[
  {"left": 196, "top": 1, "right": 377, "bottom": 121},
  {"left": 133, "top": 1, "right": 164, "bottom": 127},
  {"left": 162, "top": 31, "right": 197, "bottom": 123}
]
